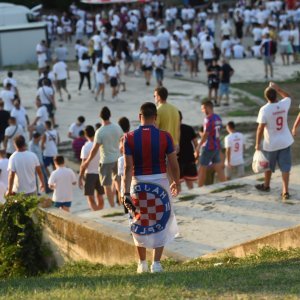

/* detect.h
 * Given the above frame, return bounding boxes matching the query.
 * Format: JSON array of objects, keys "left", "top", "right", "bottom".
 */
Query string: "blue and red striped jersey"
[
  {"left": 203, "top": 113, "right": 222, "bottom": 151},
  {"left": 124, "top": 125, "right": 174, "bottom": 176},
  {"left": 261, "top": 39, "right": 273, "bottom": 57}
]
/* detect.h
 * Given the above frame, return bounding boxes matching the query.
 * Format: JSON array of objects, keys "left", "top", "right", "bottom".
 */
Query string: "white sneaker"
[
  {"left": 150, "top": 261, "right": 163, "bottom": 273},
  {"left": 137, "top": 261, "right": 148, "bottom": 274}
]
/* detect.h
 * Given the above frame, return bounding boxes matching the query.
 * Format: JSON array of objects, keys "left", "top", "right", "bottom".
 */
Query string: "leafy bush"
[{"left": 0, "top": 194, "right": 50, "bottom": 278}]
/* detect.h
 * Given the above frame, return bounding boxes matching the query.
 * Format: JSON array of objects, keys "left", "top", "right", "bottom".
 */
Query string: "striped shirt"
[
  {"left": 124, "top": 125, "right": 174, "bottom": 176},
  {"left": 203, "top": 113, "right": 222, "bottom": 151}
]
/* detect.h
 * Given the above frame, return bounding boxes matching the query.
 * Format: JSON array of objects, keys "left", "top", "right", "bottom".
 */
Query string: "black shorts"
[
  {"left": 179, "top": 162, "right": 198, "bottom": 181},
  {"left": 43, "top": 103, "right": 54, "bottom": 118},
  {"left": 160, "top": 48, "right": 168, "bottom": 56},
  {"left": 84, "top": 173, "right": 105, "bottom": 196},
  {"left": 141, "top": 65, "right": 152, "bottom": 72},
  {"left": 204, "top": 59, "right": 213, "bottom": 66},
  {"left": 110, "top": 77, "right": 118, "bottom": 87}
]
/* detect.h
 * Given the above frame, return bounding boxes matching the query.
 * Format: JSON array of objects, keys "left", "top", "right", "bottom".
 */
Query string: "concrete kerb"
[
  {"left": 202, "top": 224, "right": 300, "bottom": 259},
  {"left": 40, "top": 207, "right": 188, "bottom": 266}
]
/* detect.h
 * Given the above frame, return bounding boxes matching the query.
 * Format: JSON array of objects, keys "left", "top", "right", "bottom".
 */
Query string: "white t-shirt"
[
  {"left": 157, "top": 32, "right": 170, "bottom": 49},
  {"left": 0, "top": 90, "right": 15, "bottom": 112},
  {"left": 69, "top": 122, "right": 84, "bottom": 139},
  {"left": 36, "top": 106, "right": 49, "bottom": 126},
  {"left": 170, "top": 39, "right": 180, "bottom": 56},
  {"left": 233, "top": 44, "right": 244, "bottom": 58},
  {"left": 225, "top": 132, "right": 245, "bottom": 166},
  {"left": 80, "top": 141, "right": 100, "bottom": 174},
  {"left": 48, "top": 167, "right": 76, "bottom": 202},
  {"left": 143, "top": 35, "right": 157, "bottom": 52},
  {"left": 102, "top": 45, "right": 113, "bottom": 64},
  {"left": 290, "top": 28, "right": 300, "bottom": 46},
  {"left": 53, "top": 61, "right": 68, "bottom": 80},
  {"left": 92, "top": 34, "right": 101, "bottom": 50},
  {"left": 10, "top": 107, "right": 27, "bottom": 129},
  {"left": 43, "top": 129, "right": 58, "bottom": 157},
  {"left": 78, "top": 45, "right": 88, "bottom": 59},
  {"left": 107, "top": 66, "right": 119, "bottom": 78},
  {"left": 252, "top": 27, "right": 262, "bottom": 41},
  {"left": 37, "top": 86, "right": 54, "bottom": 105},
  {"left": 140, "top": 52, "right": 153, "bottom": 67},
  {"left": 201, "top": 41, "right": 214, "bottom": 59},
  {"left": 0, "top": 158, "right": 9, "bottom": 188},
  {"left": 95, "top": 69, "right": 105, "bottom": 84},
  {"left": 4, "top": 125, "right": 25, "bottom": 154},
  {"left": 221, "top": 39, "right": 232, "bottom": 57},
  {"left": 8, "top": 151, "right": 40, "bottom": 194},
  {"left": 279, "top": 30, "right": 291, "bottom": 45},
  {"left": 79, "top": 59, "right": 91, "bottom": 73},
  {"left": 257, "top": 97, "right": 294, "bottom": 151},
  {"left": 36, "top": 43, "right": 47, "bottom": 61},
  {"left": 76, "top": 19, "right": 85, "bottom": 33},
  {"left": 152, "top": 54, "right": 164, "bottom": 68},
  {"left": 221, "top": 22, "right": 231, "bottom": 36}
]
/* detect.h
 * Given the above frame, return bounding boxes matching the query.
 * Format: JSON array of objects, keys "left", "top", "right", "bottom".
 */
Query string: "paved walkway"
[{"left": 1, "top": 48, "right": 300, "bottom": 259}]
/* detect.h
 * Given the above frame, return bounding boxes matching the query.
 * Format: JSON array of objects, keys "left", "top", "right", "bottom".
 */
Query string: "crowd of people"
[{"left": 0, "top": 0, "right": 300, "bottom": 273}]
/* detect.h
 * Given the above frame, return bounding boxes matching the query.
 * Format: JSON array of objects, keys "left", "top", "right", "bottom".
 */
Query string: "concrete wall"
[
  {"left": 0, "top": 23, "right": 46, "bottom": 67},
  {"left": 203, "top": 225, "right": 300, "bottom": 259},
  {"left": 41, "top": 208, "right": 186, "bottom": 266}
]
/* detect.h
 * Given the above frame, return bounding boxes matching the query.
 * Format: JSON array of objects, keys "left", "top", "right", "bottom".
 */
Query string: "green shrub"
[{"left": 0, "top": 194, "right": 49, "bottom": 278}]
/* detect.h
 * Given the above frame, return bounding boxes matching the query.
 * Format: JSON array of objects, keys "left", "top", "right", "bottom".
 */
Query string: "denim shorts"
[
  {"left": 264, "top": 146, "right": 291, "bottom": 173},
  {"left": 200, "top": 148, "right": 221, "bottom": 167},
  {"left": 219, "top": 83, "right": 230, "bottom": 96}
]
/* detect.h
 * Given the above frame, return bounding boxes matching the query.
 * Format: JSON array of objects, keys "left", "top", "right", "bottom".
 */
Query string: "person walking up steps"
[{"left": 255, "top": 82, "right": 294, "bottom": 201}]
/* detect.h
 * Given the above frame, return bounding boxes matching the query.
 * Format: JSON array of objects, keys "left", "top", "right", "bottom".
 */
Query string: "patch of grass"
[
  {"left": 178, "top": 194, "right": 198, "bottom": 201},
  {"left": 256, "top": 177, "right": 265, "bottom": 182},
  {"left": 0, "top": 247, "right": 300, "bottom": 299},
  {"left": 210, "top": 184, "right": 247, "bottom": 194},
  {"left": 227, "top": 110, "right": 257, "bottom": 117},
  {"left": 235, "top": 95, "right": 259, "bottom": 107},
  {"left": 3, "top": 64, "right": 37, "bottom": 71},
  {"left": 102, "top": 212, "right": 125, "bottom": 218},
  {"left": 168, "top": 92, "right": 189, "bottom": 97}
]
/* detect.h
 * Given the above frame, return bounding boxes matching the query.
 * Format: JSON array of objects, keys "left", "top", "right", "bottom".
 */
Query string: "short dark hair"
[
  {"left": 54, "top": 155, "right": 64, "bottom": 165},
  {"left": 84, "top": 125, "right": 95, "bottom": 138},
  {"left": 79, "top": 130, "right": 85, "bottom": 137},
  {"left": 227, "top": 121, "right": 235, "bottom": 129},
  {"left": 264, "top": 87, "right": 277, "bottom": 103},
  {"left": 45, "top": 120, "right": 52, "bottom": 128},
  {"left": 118, "top": 117, "right": 130, "bottom": 133},
  {"left": 14, "top": 135, "right": 26, "bottom": 149},
  {"left": 33, "top": 132, "right": 41, "bottom": 139},
  {"left": 7, "top": 71, "right": 13, "bottom": 78},
  {"left": 140, "top": 102, "right": 157, "bottom": 119},
  {"left": 155, "top": 86, "right": 168, "bottom": 101},
  {"left": 78, "top": 116, "right": 85, "bottom": 124},
  {"left": 201, "top": 100, "right": 214, "bottom": 109},
  {"left": 100, "top": 106, "right": 111, "bottom": 121}
]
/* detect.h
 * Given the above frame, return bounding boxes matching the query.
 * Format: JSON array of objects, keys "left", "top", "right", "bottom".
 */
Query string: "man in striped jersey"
[
  {"left": 123, "top": 102, "right": 180, "bottom": 274},
  {"left": 195, "top": 100, "right": 226, "bottom": 187}
]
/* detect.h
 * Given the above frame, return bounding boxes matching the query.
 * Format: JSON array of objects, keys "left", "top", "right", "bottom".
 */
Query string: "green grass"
[
  {"left": 3, "top": 63, "right": 37, "bottom": 71},
  {"left": 102, "top": 212, "right": 125, "bottom": 218},
  {"left": 178, "top": 194, "right": 198, "bottom": 201},
  {"left": 168, "top": 92, "right": 189, "bottom": 97},
  {"left": 1, "top": 247, "right": 300, "bottom": 299},
  {"left": 234, "top": 95, "right": 259, "bottom": 107},
  {"left": 227, "top": 110, "right": 258, "bottom": 117},
  {"left": 210, "top": 184, "right": 247, "bottom": 194}
]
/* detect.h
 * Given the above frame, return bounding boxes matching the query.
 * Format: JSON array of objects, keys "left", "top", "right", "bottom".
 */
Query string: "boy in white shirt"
[
  {"left": 48, "top": 155, "right": 76, "bottom": 212},
  {"left": 224, "top": 121, "right": 245, "bottom": 180}
]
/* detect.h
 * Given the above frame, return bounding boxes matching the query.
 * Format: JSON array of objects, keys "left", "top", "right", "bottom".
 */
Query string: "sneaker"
[
  {"left": 150, "top": 261, "right": 163, "bottom": 273},
  {"left": 255, "top": 183, "right": 270, "bottom": 192},
  {"left": 282, "top": 192, "right": 290, "bottom": 200},
  {"left": 68, "top": 94, "right": 71, "bottom": 100},
  {"left": 137, "top": 261, "right": 148, "bottom": 274},
  {"left": 94, "top": 96, "right": 98, "bottom": 101}
]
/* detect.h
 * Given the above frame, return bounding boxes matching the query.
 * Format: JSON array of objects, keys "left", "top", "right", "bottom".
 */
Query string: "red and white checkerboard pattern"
[{"left": 132, "top": 192, "right": 164, "bottom": 227}]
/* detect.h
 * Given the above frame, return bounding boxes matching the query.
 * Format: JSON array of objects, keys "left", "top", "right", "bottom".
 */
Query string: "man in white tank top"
[{"left": 41, "top": 120, "right": 60, "bottom": 175}]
